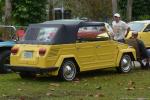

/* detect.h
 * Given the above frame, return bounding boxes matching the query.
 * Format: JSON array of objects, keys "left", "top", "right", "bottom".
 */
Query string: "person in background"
[
  {"left": 130, "top": 31, "right": 149, "bottom": 69},
  {"left": 16, "top": 27, "right": 25, "bottom": 40},
  {"left": 112, "top": 13, "right": 130, "bottom": 43}
]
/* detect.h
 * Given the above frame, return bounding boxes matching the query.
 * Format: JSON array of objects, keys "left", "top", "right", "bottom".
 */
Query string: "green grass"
[{"left": 0, "top": 68, "right": 150, "bottom": 100}]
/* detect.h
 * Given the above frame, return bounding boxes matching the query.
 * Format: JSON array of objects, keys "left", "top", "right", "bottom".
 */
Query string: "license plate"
[{"left": 24, "top": 51, "right": 33, "bottom": 58}]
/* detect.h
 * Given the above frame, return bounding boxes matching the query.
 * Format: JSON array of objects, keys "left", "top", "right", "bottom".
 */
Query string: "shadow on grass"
[
  {"left": 77, "top": 68, "right": 118, "bottom": 78},
  {"left": 7, "top": 67, "right": 143, "bottom": 82},
  {"left": 11, "top": 75, "right": 60, "bottom": 83},
  {"left": 78, "top": 66, "right": 146, "bottom": 78},
  {"left": 9, "top": 68, "right": 118, "bottom": 82}
]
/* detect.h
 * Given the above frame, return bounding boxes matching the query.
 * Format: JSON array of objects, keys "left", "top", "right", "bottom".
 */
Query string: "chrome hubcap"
[
  {"left": 121, "top": 55, "right": 131, "bottom": 72},
  {"left": 63, "top": 62, "right": 76, "bottom": 80},
  {"left": 64, "top": 65, "right": 72, "bottom": 75}
]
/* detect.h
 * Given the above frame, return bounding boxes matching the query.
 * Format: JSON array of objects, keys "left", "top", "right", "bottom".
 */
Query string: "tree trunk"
[
  {"left": 112, "top": 0, "right": 118, "bottom": 14},
  {"left": 4, "top": 0, "right": 12, "bottom": 25},
  {"left": 127, "top": 0, "right": 133, "bottom": 21}
]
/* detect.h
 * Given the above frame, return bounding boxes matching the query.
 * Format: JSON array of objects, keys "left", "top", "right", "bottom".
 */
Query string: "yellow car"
[
  {"left": 10, "top": 20, "right": 136, "bottom": 81},
  {"left": 127, "top": 20, "right": 150, "bottom": 48}
]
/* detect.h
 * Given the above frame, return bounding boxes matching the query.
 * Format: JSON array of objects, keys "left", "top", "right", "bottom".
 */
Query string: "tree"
[
  {"left": 118, "top": 0, "right": 150, "bottom": 21},
  {"left": 12, "top": 0, "right": 47, "bottom": 26},
  {"left": 126, "top": 0, "right": 133, "bottom": 21},
  {"left": 0, "top": 0, "right": 4, "bottom": 23},
  {"left": 112, "top": 0, "right": 118, "bottom": 14},
  {"left": 4, "top": 0, "right": 12, "bottom": 25},
  {"left": 59, "top": 0, "right": 112, "bottom": 21},
  {"left": 132, "top": 0, "right": 150, "bottom": 20}
]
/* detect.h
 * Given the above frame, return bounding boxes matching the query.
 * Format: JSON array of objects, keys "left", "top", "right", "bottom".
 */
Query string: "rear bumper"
[{"left": 10, "top": 66, "right": 58, "bottom": 73}]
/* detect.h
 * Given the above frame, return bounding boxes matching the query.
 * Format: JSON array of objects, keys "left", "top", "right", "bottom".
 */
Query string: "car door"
[
  {"left": 95, "top": 32, "right": 118, "bottom": 68},
  {"left": 138, "top": 24, "right": 150, "bottom": 47},
  {"left": 75, "top": 26, "right": 99, "bottom": 70},
  {"left": 75, "top": 42, "right": 97, "bottom": 70}
]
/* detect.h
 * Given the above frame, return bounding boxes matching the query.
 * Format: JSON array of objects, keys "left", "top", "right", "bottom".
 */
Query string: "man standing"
[{"left": 112, "top": 13, "right": 130, "bottom": 43}]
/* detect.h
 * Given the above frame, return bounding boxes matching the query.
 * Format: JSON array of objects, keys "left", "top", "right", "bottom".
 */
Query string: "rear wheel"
[
  {"left": 0, "top": 51, "right": 11, "bottom": 73},
  {"left": 117, "top": 54, "right": 132, "bottom": 73},
  {"left": 19, "top": 72, "right": 36, "bottom": 79},
  {"left": 58, "top": 60, "right": 77, "bottom": 81}
]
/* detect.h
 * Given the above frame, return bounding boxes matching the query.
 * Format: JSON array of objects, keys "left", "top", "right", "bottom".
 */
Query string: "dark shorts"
[{"left": 147, "top": 49, "right": 150, "bottom": 58}]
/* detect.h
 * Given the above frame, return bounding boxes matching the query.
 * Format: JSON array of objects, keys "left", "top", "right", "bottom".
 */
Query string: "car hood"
[{"left": 0, "top": 41, "right": 15, "bottom": 47}]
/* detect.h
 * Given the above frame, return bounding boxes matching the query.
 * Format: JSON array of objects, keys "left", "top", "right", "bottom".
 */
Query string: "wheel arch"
[
  {"left": 62, "top": 58, "right": 80, "bottom": 73},
  {"left": 116, "top": 50, "right": 136, "bottom": 66},
  {"left": 53, "top": 55, "right": 80, "bottom": 76}
]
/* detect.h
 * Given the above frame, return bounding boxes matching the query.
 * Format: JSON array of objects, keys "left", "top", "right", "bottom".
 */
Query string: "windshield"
[
  {"left": 128, "top": 22, "right": 145, "bottom": 32},
  {"left": 23, "top": 27, "right": 58, "bottom": 42}
]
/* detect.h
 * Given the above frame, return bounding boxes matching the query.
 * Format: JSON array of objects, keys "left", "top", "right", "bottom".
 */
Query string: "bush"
[
  {"left": 12, "top": 0, "right": 47, "bottom": 26},
  {"left": 138, "top": 15, "right": 150, "bottom": 20}
]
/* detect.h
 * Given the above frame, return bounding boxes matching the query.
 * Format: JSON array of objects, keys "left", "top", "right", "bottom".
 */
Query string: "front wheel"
[
  {"left": 58, "top": 60, "right": 77, "bottom": 81},
  {"left": 117, "top": 54, "right": 133, "bottom": 73}
]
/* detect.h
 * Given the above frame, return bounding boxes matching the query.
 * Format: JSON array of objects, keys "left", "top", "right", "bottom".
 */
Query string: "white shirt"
[{"left": 112, "top": 20, "right": 129, "bottom": 40}]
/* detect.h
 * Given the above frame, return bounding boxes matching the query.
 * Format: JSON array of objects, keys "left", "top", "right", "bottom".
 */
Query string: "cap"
[
  {"left": 114, "top": 13, "right": 120, "bottom": 17},
  {"left": 132, "top": 31, "right": 138, "bottom": 35}
]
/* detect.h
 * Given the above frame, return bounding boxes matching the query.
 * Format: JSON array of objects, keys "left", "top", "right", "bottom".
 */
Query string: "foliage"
[
  {"left": 118, "top": 0, "right": 150, "bottom": 21},
  {"left": 1, "top": 0, "right": 149, "bottom": 25},
  {"left": 0, "top": 0, "right": 4, "bottom": 23},
  {"left": 132, "top": 0, "right": 150, "bottom": 20},
  {"left": 53, "top": 0, "right": 112, "bottom": 22},
  {"left": 12, "top": 0, "right": 47, "bottom": 26},
  {"left": 138, "top": 15, "right": 150, "bottom": 20},
  {"left": 118, "top": 0, "right": 127, "bottom": 21}
]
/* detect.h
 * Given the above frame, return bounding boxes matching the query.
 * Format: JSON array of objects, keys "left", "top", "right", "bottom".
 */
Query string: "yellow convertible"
[
  {"left": 127, "top": 20, "right": 150, "bottom": 48},
  {"left": 10, "top": 20, "right": 136, "bottom": 81}
]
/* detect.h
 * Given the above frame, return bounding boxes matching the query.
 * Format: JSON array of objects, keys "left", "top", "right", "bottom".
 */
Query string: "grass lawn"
[{"left": 0, "top": 68, "right": 150, "bottom": 100}]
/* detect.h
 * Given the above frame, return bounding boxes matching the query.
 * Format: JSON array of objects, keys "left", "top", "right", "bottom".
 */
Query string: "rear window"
[{"left": 23, "top": 27, "right": 58, "bottom": 42}]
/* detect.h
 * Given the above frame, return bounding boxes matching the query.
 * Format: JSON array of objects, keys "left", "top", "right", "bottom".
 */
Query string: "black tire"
[
  {"left": 117, "top": 54, "right": 133, "bottom": 73},
  {"left": 19, "top": 72, "right": 36, "bottom": 79},
  {"left": 58, "top": 60, "right": 77, "bottom": 81},
  {"left": 0, "top": 51, "right": 11, "bottom": 73}
]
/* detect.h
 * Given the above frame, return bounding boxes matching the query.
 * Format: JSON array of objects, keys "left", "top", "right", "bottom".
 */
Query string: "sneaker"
[
  {"left": 145, "top": 63, "right": 149, "bottom": 66},
  {"left": 141, "top": 63, "right": 149, "bottom": 70},
  {"left": 145, "top": 63, "right": 150, "bottom": 69}
]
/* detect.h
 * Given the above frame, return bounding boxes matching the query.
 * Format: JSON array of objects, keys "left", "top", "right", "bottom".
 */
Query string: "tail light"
[
  {"left": 11, "top": 47, "right": 19, "bottom": 55},
  {"left": 39, "top": 48, "right": 46, "bottom": 56}
]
